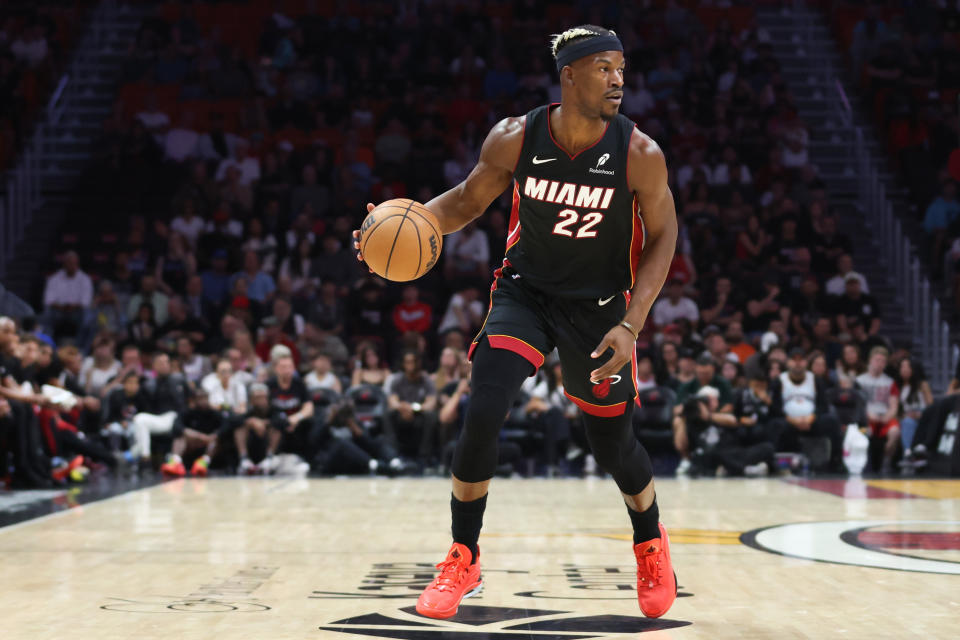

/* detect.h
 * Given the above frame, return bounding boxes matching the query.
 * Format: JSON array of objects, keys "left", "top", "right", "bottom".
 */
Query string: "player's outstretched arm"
[
  {"left": 421, "top": 116, "right": 524, "bottom": 234},
  {"left": 354, "top": 116, "right": 523, "bottom": 247},
  {"left": 590, "top": 129, "right": 677, "bottom": 383}
]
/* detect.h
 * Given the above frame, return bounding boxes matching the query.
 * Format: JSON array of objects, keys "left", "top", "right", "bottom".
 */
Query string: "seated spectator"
[
  {"left": 635, "top": 353, "right": 657, "bottom": 392},
  {"left": 686, "top": 385, "right": 773, "bottom": 477},
  {"left": 127, "top": 275, "right": 170, "bottom": 328},
  {"left": 81, "top": 280, "right": 127, "bottom": 348},
  {"left": 127, "top": 303, "right": 159, "bottom": 353},
  {"left": 80, "top": 337, "right": 121, "bottom": 397},
  {"left": 230, "top": 327, "right": 263, "bottom": 377},
  {"left": 202, "top": 358, "right": 248, "bottom": 415},
  {"left": 702, "top": 325, "right": 738, "bottom": 366},
  {"left": 383, "top": 350, "right": 438, "bottom": 466},
  {"left": 350, "top": 280, "right": 389, "bottom": 342},
  {"left": 231, "top": 250, "right": 275, "bottom": 304},
  {"left": 155, "top": 232, "right": 197, "bottom": 296},
  {"left": 351, "top": 344, "right": 391, "bottom": 387},
  {"left": 305, "top": 354, "right": 342, "bottom": 394},
  {"left": 773, "top": 348, "right": 842, "bottom": 471},
  {"left": 272, "top": 297, "right": 305, "bottom": 339},
  {"left": 235, "top": 382, "right": 287, "bottom": 474},
  {"left": 215, "top": 138, "right": 260, "bottom": 185},
  {"left": 431, "top": 347, "right": 463, "bottom": 393},
  {"left": 126, "top": 353, "right": 188, "bottom": 463},
  {"left": 834, "top": 274, "right": 881, "bottom": 338},
  {"left": 101, "top": 371, "right": 151, "bottom": 462},
  {"left": 176, "top": 336, "right": 210, "bottom": 385},
  {"left": 437, "top": 285, "right": 485, "bottom": 337},
  {"left": 700, "top": 276, "right": 742, "bottom": 328},
  {"left": 745, "top": 273, "right": 787, "bottom": 337},
  {"left": 309, "top": 282, "right": 345, "bottom": 335},
  {"left": 825, "top": 254, "right": 869, "bottom": 296},
  {"left": 267, "top": 354, "right": 314, "bottom": 464},
  {"left": 200, "top": 250, "right": 232, "bottom": 309},
  {"left": 279, "top": 237, "right": 315, "bottom": 295},
  {"left": 672, "top": 354, "right": 734, "bottom": 475},
  {"left": 256, "top": 316, "right": 300, "bottom": 366},
  {"left": 160, "top": 389, "right": 224, "bottom": 477},
  {"left": 392, "top": 285, "right": 432, "bottom": 336},
  {"left": 855, "top": 346, "right": 901, "bottom": 473},
  {"left": 524, "top": 360, "right": 577, "bottom": 475},
  {"left": 444, "top": 222, "right": 490, "bottom": 288},
  {"left": 725, "top": 321, "right": 755, "bottom": 364},
  {"left": 652, "top": 278, "right": 699, "bottom": 328},
  {"left": 42, "top": 251, "right": 94, "bottom": 340},
  {"left": 160, "top": 294, "right": 208, "bottom": 344},
  {"left": 895, "top": 356, "right": 932, "bottom": 466}
]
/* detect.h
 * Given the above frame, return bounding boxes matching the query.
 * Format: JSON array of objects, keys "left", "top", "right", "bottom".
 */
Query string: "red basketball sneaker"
[
  {"left": 160, "top": 455, "right": 186, "bottom": 477},
  {"left": 415, "top": 543, "right": 483, "bottom": 619},
  {"left": 634, "top": 522, "right": 677, "bottom": 618}
]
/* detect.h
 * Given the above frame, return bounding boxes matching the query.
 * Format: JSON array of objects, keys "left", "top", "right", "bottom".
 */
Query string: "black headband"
[{"left": 555, "top": 34, "right": 623, "bottom": 72}]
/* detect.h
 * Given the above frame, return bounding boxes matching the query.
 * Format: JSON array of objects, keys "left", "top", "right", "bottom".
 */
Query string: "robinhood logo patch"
[{"left": 321, "top": 604, "right": 691, "bottom": 638}]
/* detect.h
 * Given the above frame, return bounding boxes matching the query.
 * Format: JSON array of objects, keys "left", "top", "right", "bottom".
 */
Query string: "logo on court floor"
[
  {"left": 741, "top": 520, "right": 960, "bottom": 574},
  {"left": 321, "top": 604, "right": 691, "bottom": 638},
  {"left": 102, "top": 566, "right": 278, "bottom": 613}
]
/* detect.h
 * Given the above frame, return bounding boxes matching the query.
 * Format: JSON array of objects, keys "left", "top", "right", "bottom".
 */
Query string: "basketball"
[{"left": 359, "top": 198, "right": 443, "bottom": 282}]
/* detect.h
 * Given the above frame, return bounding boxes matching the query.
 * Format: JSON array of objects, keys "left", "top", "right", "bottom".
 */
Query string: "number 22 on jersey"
[{"left": 552, "top": 209, "right": 604, "bottom": 238}]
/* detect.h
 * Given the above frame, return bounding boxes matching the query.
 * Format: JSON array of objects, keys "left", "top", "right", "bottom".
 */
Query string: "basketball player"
[{"left": 354, "top": 26, "right": 678, "bottom": 620}]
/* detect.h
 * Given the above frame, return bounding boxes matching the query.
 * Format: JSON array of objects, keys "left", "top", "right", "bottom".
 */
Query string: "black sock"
[
  {"left": 627, "top": 498, "right": 660, "bottom": 545},
  {"left": 451, "top": 493, "right": 487, "bottom": 563}
]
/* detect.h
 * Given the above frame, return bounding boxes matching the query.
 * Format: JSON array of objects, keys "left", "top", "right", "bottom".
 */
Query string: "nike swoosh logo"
[
  {"left": 532, "top": 156, "right": 556, "bottom": 164},
  {"left": 598, "top": 296, "right": 615, "bottom": 306}
]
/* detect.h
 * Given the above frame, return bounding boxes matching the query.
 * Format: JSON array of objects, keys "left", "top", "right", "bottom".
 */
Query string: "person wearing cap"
[
  {"left": 825, "top": 253, "right": 869, "bottom": 297},
  {"left": 672, "top": 353, "right": 735, "bottom": 475},
  {"left": 835, "top": 273, "right": 881, "bottom": 338},
  {"left": 687, "top": 384, "right": 773, "bottom": 477},
  {"left": 652, "top": 277, "right": 699, "bottom": 328}
]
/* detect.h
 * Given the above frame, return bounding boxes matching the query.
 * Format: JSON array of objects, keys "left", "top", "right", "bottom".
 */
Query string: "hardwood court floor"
[{"left": 1, "top": 476, "right": 958, "bottom": 639}]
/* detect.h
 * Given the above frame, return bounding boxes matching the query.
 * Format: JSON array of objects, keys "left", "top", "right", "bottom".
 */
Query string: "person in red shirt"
[
  {"left": 255, "top": 316, "right": 300, "bottom": 366},
  {"left": 392, "top": 285, "right": 433, "bottom": 335}
]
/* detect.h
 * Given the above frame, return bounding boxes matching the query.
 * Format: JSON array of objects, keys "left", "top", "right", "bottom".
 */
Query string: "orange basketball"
[{"left": 359, "top": 199, "right": 443, "bottom": 282}]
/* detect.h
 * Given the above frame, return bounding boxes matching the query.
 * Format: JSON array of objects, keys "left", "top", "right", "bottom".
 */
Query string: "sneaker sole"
[{"left": 415, "top": 579, "right": 483, "bottom": 620}]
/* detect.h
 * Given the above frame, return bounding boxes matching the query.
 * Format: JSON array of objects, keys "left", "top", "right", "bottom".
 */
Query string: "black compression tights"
[{"left": 451, "top": 339, "right": 654, "bottom": 496}]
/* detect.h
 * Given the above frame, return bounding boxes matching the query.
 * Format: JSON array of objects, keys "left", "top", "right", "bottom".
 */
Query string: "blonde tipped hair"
[{"left": 550, "top": 25, "right": 617, "bottom": 59}]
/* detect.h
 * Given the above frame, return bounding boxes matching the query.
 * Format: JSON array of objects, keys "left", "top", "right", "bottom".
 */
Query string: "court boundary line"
[{"left": 0, "top": 479, "right": 163, "bottom": 534}]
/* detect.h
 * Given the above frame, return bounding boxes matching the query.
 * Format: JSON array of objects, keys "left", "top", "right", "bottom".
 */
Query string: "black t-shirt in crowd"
[
  {"left": 834, "top": 293, "right": 880, "bottom": 326},
  {"left": 267, "top": 376, "right": 310, "bottom": 417},
  {"left": 242, "top": 404, "right": 289, "bottom": 432}
]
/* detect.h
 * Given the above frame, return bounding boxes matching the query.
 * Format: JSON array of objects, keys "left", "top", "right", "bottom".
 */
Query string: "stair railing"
[
  {"left": 0, "top": 0, "right": 116, "bottom": 281},
  {"left": 832, "top": 80, "right": 953, "bottom": 392}
]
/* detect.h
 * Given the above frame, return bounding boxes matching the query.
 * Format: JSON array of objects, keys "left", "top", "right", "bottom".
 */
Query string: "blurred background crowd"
[{"left": 2, "top": 0, "right": 959, "bottom": 488}]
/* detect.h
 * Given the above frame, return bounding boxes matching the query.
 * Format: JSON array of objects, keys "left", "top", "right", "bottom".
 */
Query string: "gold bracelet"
[{"left": 619, "top": 320, "right": 639, "bottom": 340}]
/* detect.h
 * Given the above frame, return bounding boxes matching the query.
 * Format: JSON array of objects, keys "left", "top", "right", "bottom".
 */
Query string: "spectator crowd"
[{"left": 1, "top": 1, "right": 954, "bottom": 488}]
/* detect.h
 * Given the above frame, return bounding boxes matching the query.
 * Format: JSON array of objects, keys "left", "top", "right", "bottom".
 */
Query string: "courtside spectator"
[
  {"left": 384, "top": 350, "right": 438, "bottom": 467},
  {"left": 856, "top": 347, "right": 901, "bottom": 474}
]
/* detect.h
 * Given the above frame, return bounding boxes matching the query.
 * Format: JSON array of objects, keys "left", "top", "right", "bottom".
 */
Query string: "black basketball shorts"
[{"left": 468, "top": 265, "right": 640, "bottom": 417}]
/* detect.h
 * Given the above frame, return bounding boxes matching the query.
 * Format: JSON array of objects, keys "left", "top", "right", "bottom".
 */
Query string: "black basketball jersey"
[{"left": 503, "top": 103, "right": 643, "bottom": 299}]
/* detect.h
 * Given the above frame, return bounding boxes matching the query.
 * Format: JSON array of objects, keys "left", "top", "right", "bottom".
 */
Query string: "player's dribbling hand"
[
  {"left": 352, "top": 203, "right": 376, "bottom": 273},
  {"left": 589, "top": 324, "right": 636, "bottom": 383}
]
